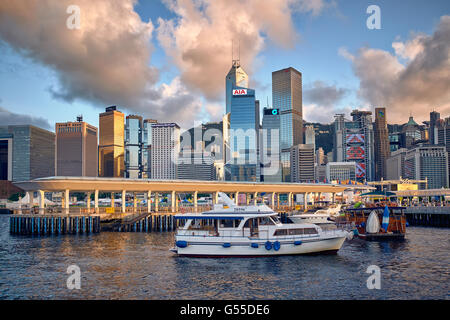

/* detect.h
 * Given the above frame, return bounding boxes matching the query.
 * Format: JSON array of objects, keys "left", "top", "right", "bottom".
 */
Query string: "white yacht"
[
  {"left": 289, "top": 204, "right": 342, "bottom": 225},
  {"left": 170, "top": 194, "right": 350, "bottom": 257}
]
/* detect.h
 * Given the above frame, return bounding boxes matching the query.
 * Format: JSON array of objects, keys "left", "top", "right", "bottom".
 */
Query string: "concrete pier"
[
  {"left": 9, "top": 215, "right": 100, "bottom": 235},
  {"left": 405, "top": 207, "right": 450, "bottom": 227}
]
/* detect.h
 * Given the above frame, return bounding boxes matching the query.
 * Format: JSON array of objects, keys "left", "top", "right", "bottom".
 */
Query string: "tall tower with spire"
[{"left": 225, "top": 42, "right": 249, "bottom": 114}]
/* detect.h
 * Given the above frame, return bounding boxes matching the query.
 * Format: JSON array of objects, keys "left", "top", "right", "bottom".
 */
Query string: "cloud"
[
  {"left": 303, "top": 103, "right": 352, "bottom": 123},
  {"left": 304, "top": 81, "right": 348, "bottom": 107},
  {"left": 342, "top": 15, "right": 450, "bottom": 123},
  {"left": 292, "top": 0, "right": 327, "bottom": 16},
  {"left": 0, "top": 106, "right": 52, "bottom": 130},
  {"left": 157, "top": 0, "right": 327, "bottom": 101},
  {"left": 0, "top": 0, "right": 208, "bottom": 128}
]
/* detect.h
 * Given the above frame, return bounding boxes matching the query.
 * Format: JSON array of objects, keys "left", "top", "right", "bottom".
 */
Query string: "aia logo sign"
[{"left": 233, "top": 89, "right": 247, "bottom": 96}]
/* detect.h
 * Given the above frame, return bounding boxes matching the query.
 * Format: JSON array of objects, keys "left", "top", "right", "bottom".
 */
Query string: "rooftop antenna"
[
  {"left": 238, "top": 39, "right": 240, "bottom": 64},
  {"left": 266, "top": 96, "right": 269, "bottom": 108}
]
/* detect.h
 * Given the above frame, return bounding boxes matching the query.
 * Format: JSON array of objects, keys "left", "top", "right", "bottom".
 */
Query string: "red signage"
[{"left": 233, "top": 89, "right": 247, "bottom": 95}]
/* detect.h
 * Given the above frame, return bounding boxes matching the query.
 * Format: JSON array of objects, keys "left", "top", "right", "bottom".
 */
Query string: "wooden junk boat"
[{"left": 337, "top": 204, "right": 407, "bottom": 241}]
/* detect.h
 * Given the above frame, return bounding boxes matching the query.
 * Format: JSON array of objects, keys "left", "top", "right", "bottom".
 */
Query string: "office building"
[
  {"left": 151, "top": 123, "right": 180, "bottom": 180},
  {"left": 429, "top": 111, "right": 440, "bottom": 145},
  {"left": 290, "top": 144, "right": 314, "bottom": 183},
  {"left": 333, "top": 110, "right": 374, "bottom": 182},
  {"left": 326, "top": 162, "right": 356, "bottom": 182},
  {"left": 316, "top": 147, "right": 325, "bottom": 166},
  {"left": 261, "top": 107, "right": 281, "bottom": 182},
  {"left": 98, "top": 106, "right": 124, "bottom": 178},
  {"left": 226, "top": 86, "right": 260, "bottom": 182},
  {"left": 315, "top": 164, "right": 327, "bottom": 182},
  {"left": 272, "top": 67, "right": 303, "bottom": 182},
  {"left": 374, "top": 108, "right": 390, "bottom": 181},
  {"left": 404, "top": 145, "right": 448, "bottom": 189},
  {"left": 333, "top": 114, "right": 346, "bottom": 163},
  {"left": 0, "top": 125, "right": 55, "bottom": 181},
  {"left": 436, "top": 116, "right": 450, "bottom": 185},
  {"left": 55, "top": 117, "right": 98, "bottom": 177},
  {"left": 401, "top": 116, "right": 422, "bottom": 148},
  {"left": 225, "top": 60, "right": 249, "bottom": 114},
  {"left": 305, "top": 125, "right": 315, "bottom": 149},
  {"left": 124, "top": 115, "right": 143, "bottom": 179},
  {"left": 177, "top": 150, "right": 216, "bottom": 181},
  {"left": 142, "top": 119, "right": 158, "bottom": 178},
  {"left": 386, "top": 148, "right": 407, "bottom": 180}
]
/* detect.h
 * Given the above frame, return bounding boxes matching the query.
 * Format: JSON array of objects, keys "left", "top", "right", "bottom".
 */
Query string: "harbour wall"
[{"left": 405, "top": 207, "right": 450, "bottom": 227}]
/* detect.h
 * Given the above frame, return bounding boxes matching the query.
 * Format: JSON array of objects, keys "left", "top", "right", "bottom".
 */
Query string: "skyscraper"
[
  {"left": 272, "top": 67, "right": 303, "bottom": 182},
  {"left": 290, "top": 144, "right": 315, "bottom": 183},
  {"left": 305, "top": 125, "right": 315, "bottom": 149},
  {"left": 261, "top": 107, "right": 281, "bottom": 182},
  {"left": 226, "top": 86, "right": 260, "bottom": 182},
  {"left": 124, "top": 115, "right": 143, "bottom": 179},
  {"left": 436, "top": 116, "right": 450, "bottom": 185},
  {"left": 99, "top": 106, "right": 124, "bottom": 177},
  {"left": 143, "top": 119, "right": 158, "bottom": 178},
  {"left": 225, "top": 60, "right": 249, "bottom": 114},
  {"left": 429, "top": 111, "right": 440, "bottom": 144},
  {"left": 56, "top": 117, "right": 98, "bottom": 177},
  {"left": 374, "top": 107, "right": 390, "bottom": 181},
  {"left": 0, "top": 125, "right": 55, "bottom": 181},
  {"left": 333, "top": 110, "right": 374, "bottom": 182},
  {"left": 350, "top": 110, "right": 374, "bottom": 182},
  {"left": 404, "top": 145, "right": 448, "bottom": 189},
  {"left": 151, "top": 123, "right": 180, "bottom": 180}
]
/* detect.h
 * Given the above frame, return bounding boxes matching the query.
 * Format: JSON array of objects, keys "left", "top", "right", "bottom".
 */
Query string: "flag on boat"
[{"left": 381, "top": 205, "right": 390, "bottom": 232}]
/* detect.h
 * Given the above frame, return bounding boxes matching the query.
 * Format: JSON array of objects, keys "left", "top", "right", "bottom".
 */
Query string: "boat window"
[
  {"left": 259, "top": 217, "right": 275, "bottom": 226},
  {"left": 270, "top": 216, "right": 281, "bottom": 224},
  {"left": 187, "top": 219, "right": 217, "bottom": 232},
  {"left": 288, "top": 228, "right": 303, "bottom": 236},
  {"left": 273, "top": 229, "right": 288, "bottom": 236},
  {"left": 285, "top": 228, "right": 319, "bottom": 235},
  {"left": 219, "top": 219, "right": 242, "bottom": 228},
  {"left": 303, "top": 228, "right": 319, "bottom": 235}
]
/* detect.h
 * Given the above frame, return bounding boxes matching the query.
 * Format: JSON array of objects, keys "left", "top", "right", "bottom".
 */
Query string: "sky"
[{"left": 0, "top": 0, "right": 449, "bottom": 132}]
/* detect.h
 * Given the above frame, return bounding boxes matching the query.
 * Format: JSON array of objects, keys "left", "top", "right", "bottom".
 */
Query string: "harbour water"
[{"left": 0, "top": 215, "right": 448, "bottom": 300}]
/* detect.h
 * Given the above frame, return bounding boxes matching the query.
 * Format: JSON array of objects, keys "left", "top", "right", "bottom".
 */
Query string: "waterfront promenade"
[{"left": 12, "top": 176, "right": 372, "bottom": 215}]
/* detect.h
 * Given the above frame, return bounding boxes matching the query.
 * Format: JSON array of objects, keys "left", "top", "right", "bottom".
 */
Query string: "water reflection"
[{"left": 0, "top": 215, "right": 449, "bottom": 300}]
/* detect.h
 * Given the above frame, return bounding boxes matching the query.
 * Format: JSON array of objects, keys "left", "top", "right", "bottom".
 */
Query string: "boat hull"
[{"left": 173, "top": 236, "right": 346, "bottom": 257}]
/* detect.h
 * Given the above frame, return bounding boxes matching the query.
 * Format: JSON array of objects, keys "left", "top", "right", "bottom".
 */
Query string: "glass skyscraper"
[
  {"left": 143, "top": 119, "right": 157, "bottom": 178},
  {"left": 261, "top": 108, "right": 281, "bottom": 182},
  {"left": 125, "top": 115, "right": 143, "bottom": 179},
  {"left": 125, "top": 116, "right": 157, "bottom": 178},
  {"left": 226, "top": 86, "right": 260, "bottom": 182},
  {"left": 272, "top": 67, "right": 303, "bottom": 182}
]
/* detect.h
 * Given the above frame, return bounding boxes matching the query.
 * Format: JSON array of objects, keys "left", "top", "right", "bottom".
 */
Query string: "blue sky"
[{"left": 0, "top": 0, "right": 449, "bottom": 131}]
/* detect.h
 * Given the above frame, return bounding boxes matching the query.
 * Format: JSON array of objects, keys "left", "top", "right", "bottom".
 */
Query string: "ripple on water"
[{"left": 0, "top": 215, "right": 449, "bottom": 300}]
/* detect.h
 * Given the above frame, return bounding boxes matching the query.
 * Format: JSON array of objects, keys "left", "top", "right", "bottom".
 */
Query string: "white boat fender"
[{"left": 346, "top": 231, "right": 354, "bottom": 240}]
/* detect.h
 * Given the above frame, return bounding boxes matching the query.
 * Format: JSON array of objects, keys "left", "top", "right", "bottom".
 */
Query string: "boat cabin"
[{"left": 175, "top": 211, "right": 320, "bottom": 239}]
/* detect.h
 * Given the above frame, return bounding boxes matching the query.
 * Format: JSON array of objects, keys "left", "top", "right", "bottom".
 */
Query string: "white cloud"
[{"left": 342, "top": 16, "right": 450, "bottom": 123}]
